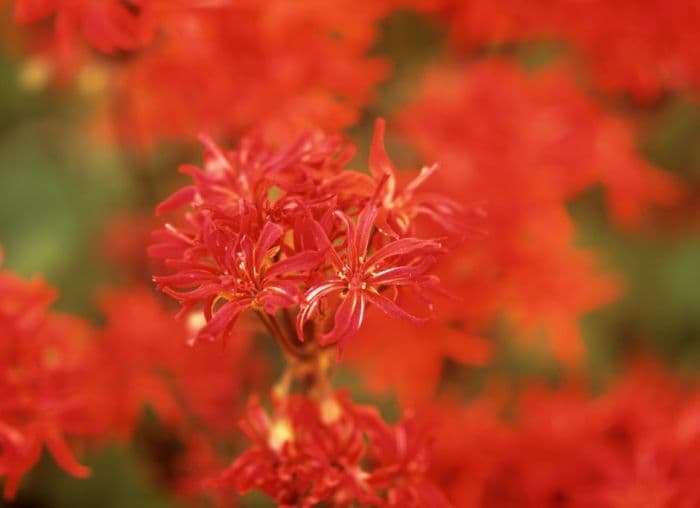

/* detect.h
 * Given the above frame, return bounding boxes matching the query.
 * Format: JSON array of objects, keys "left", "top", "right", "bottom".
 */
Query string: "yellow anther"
[
  {"left": 77, "top": 64, "right": 108, "bottom": 95},
  {"left": 269, "top": 419, "right": 294, "bottom": 451},
  {"left": 18, "top": 57, "right": 51, "bottom": 93},
  {"left": 320, "top": 397, "right": 343, "bottom": 424},
  {"left": 186, "top": 311, "right": 206, "bottom": 335}
]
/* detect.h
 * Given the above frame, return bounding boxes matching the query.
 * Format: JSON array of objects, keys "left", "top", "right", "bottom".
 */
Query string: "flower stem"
[{"left": 255, "top": 310, "right": 313, "bottom": 360}]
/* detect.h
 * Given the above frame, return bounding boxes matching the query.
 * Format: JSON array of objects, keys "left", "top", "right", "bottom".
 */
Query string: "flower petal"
[
  {"left": 364, "top": 290, "right": 431, "bottom": 323},
  {"left": 320, "top": 290, "right": 365, "bottom": 349}
]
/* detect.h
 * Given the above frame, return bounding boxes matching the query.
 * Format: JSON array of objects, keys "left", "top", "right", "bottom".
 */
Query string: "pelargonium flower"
[
  {"left": 151, "top": 120, "right": 456, "bottom": 352},
  {"left": 0, "top": 266, "right": 102, "bottom": 498},
  {"left": 217, "top": 391, "right": 451, "bottom": 507}
]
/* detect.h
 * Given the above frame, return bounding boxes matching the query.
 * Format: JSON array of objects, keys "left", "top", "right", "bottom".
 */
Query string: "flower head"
[
  {"left": 218, "top": 391, "right": 451, "bottom": 507},
  {"left": 151, "top": 120, "right": 456, "bottom": 352},
  {"left": 297, "top": 197, "right": 445, "bottom": 349},
  {"left": 0, "top": 267, "right": 101, "bottom": 498}
]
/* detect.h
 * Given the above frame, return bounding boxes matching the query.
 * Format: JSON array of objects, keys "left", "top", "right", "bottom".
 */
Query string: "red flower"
[
  {"left": 297, "top": 199, "right": 444, "bottom": 348},
  {"left": 149, "top": 132, "right": 350, "bottom": 344},
  {"left": 109, "top": 1, "right": 389, "bottom": 147},
  {"left": 147, "top": 121, "right": 460, "bottom": 502},
  {"left": 0, "top": 268, "right": 101, "bottom": 498},
  {"left": 152, "top": 120, "right": 455, "bottom": 353},
  {"left": 346, "top": 309, "right": 491, "bottom": 405},
  {"left": 154, "top": 219, "right": 321, "bottom": 344},
  {"left": 95, "top": 287, "right": 268, "bottom": 500},
  {"left": 420, "top": 363, "right": 700, "bottom": 507},
  {"left": 428, "top": 0, "right": 700, "bottom": 100},
  {"left": 13, "top": 0, "right": 160, "bottom": 53},
  {"left": 369, "top": 118, "right": 466, "bottom": 237},
  {"left": 400, "top": 61, "right": 680, "bottom": 228},
  {"left": 9, "top": 1, "right": 390, "bottom": 147},
  {"left": 396, "top": 60, "right": 685, "bottom": 363},
  {"left": 218, "top": 391, "right": 451, "bottom": 507}
]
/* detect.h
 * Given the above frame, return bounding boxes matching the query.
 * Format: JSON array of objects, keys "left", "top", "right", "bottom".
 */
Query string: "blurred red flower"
[
  {"left": 0, "top": 268, "right": 101, "bottom": 498},
  {"left": 95, "top": 287, "right": 268, "bottom": 498},
  {"left": 219, "top": 391, "right": 451, "bottom": 507},
  {"left": 423, "top": 363, "right": 700, "bottom": 507},
  {"left": 397, "top": 60, "right": 682, "bottom": 363},
  {"left": 430, "top": 0, "right": 700, "bottom": 100}
]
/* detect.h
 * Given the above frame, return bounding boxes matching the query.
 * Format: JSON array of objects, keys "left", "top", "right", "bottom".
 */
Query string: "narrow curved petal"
[
  {"left": 356, "top": 202, "right": 379, "bottom": 262},
  {"left": 333, "top": 210, "right": 358, "bottom": 270},
  {"left": 156, "top": 185, "right": 197, "bottom": 215},
  {"left": 44, "top": 429, "right": 90, "bottom": 479},
  {"left": 365, "top": 238, "right": 442, "bottom": 269},
  {"left": 364, "top": 290, "right": 431, "bottom": 323},
  {"left": 254, "top": 222, "right": 284, "bottom": 271},
  {"left": 198, "top": 300, "right": 248, "bottom": 342},
  {"left": 305, "top": 218, "right": 345, "bottom": 272},
  {"left": 320, "top": 290, "right": 365, "bottom": 348},
  {"left": 368, "top": 257, "right": 436, "bottom": 286},
  {"left": 368, "top": 118, "right": 396, "bottom": 179},
  {"left": 296, "top": 282, "right": 345, "bottom": 340},
  {"left": 260, "top": 282, "right": 300, "bottom": 313},
  {"left": 264, "top": 250, "right": 322, "bottom": 280}
]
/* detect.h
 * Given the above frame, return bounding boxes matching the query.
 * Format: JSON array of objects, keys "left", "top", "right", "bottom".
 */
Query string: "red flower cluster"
[
  {"left": 400, "top": 61, "right": 680, "bottom": 227},
  {"left": 219, "top": 391, "right": 450, "bottom": 507},
  {"left": 147, "top": 119, "right": 464, "bottom": 504},
  {"left": 9, "top": 0, "right": 389, "bottom": 147},
  {"left": 429, "top": 0, "right": 700, "bottom": 100},
  {"left": 0, "top": 265, "right": 100, "bottom": 498},
  {"left": 392, "top": 60, "right": 680, "bottom": 365},
  {"left": 150, "top": 119, "right": 456, "bottom": 353},
  {"left": 426, "top": 364, "right": 700, "bottom": 507}
]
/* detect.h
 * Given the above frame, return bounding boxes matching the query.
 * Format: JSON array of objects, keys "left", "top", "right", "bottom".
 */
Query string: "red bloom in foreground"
[
  {"left": 151, "top": 120, "right": 457, "bottom": 351},
  {"left": 296, "top": 198, "right": 444, "bottom": 348},
  {"left": 0, "top": 267, "right": 101, "bottom": 498},
  {"left": 154, "top": 219, "right": 321, "bottom": 344},
  {"left": 218, "top": 392, "right": 450, "bottom": 507}
]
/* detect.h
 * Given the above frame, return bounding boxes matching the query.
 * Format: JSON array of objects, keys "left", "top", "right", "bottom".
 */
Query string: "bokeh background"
[{"left": 2, "top": 6, "right": 700, "bottom": 508}]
